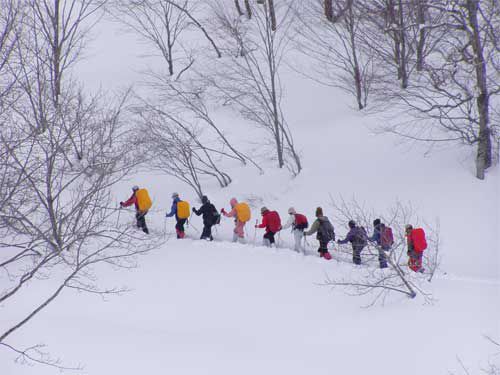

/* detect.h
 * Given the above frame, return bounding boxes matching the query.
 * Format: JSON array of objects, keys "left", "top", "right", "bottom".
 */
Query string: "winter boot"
[
  {"left": 263, "top": 238, "right": 271, "bottom": 247},
  {"left": 232, "top": 233, "right": 238, "bottom": 243},
  {"left": 323, "top": 252, "right": 332, "bottom": 260},
  {"left": 143, "top": 227, "right": 149, "bottom": 234}
]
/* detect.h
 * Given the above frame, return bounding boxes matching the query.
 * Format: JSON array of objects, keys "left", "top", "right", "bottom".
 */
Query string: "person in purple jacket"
[{"left": 337, "top": 220, "right": 368, "bottom": 265}]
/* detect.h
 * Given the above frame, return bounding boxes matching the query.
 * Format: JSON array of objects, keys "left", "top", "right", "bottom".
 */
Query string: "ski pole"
[{"left": 277, "top": 231, "right": 281, "bottom": 249}]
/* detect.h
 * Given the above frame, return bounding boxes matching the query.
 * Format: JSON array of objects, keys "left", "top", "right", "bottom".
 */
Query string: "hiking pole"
[
  {"left": 253, "top": 220, "right": 258, "bottom": 246},
  {"left": 116, "top": 206, "right": 122, "bottom": 227}
]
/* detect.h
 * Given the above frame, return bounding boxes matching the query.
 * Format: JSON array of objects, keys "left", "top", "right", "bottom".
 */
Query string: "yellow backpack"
[
  {"left": 136, "top": 189, "right": 152, "bottom": 212},
  {"left": 177, "top": 200, "right": 190, "bottom": 219},
  {"left": 235, "top": 202, "right": 251, "bottom": 222}
]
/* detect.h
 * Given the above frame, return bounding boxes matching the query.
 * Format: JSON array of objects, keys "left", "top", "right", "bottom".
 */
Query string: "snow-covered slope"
[
  {"left": 2, "top": 240, "right": 499, "bottom": 375},
  {"left": 2, "top": 17, "right": 499, "bottom": 375}
]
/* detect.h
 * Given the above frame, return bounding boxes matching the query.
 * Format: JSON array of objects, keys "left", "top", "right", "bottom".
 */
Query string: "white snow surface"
[{"left": 2, "top": 17, "right": 499, "bottom": 375}]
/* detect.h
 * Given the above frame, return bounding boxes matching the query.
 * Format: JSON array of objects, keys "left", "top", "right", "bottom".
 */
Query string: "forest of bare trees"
[
  {"left": 0, "top": 0, "right": 498, "bottom": 369},
  {"left": 295, "top": 0, "right": 499, "bottom": 180}
]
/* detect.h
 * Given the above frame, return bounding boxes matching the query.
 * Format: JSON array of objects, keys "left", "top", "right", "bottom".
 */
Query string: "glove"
[
  {"left": 119, "top": 202, "right": 124, "bottom": 207},
  {"left": 221, "top": 208, "right": 226, "bottom": 214},
  {"left": 254, "top": 225, "right": 258, "bottom": 228},
  {"left": 192, "top": 207, "right": 196, "bottom": 212}
]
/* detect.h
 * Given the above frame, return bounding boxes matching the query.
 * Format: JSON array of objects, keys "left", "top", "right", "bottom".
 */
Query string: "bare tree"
[
  {"left": 380, "top": 0, "right": 500, "bottom": 180},
  {"left": 133, "top": 102, "right": 233, "bottom": 199},
  {"left": 207, "top": 0, "right": 302, "bottom": 175},
  {"left": 323, "top": 197, "right": 439, "bottom": 305},
  {"left": 234, "top": 0, "right": 244, "bottom": 16},
  {"left": 294, "top": 0, "right": 374, "bottom": 110},
  {"left": 112, "top": 0, "right": 192, "bottom": 76},
  {"left": 0, "top": 87, "right": 161, "bottom": 367},
  {"left": 142, "top": 74, "right": 263, "bottom": 172},
  {"left": 18, "top": 0, "right": 107, "bottom": 110},
  {"left": 0, "top": 0, "right": 22, "bottom": 106}
]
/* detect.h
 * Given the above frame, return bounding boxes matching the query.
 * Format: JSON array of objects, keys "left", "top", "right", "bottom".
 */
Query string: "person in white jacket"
[{"left": 282, "top": 207, "right": 308, "bottom": 254}]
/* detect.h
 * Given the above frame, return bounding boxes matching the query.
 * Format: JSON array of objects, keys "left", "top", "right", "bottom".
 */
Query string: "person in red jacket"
[
  {"left": 120, "top": 185, "right": 149, "bottom": 234},
  {"left": 406, "top": 224, "right": 422, "bottom": 272},
  {"left": 255, "top": 207, "right": 281, "bottom": 247}
]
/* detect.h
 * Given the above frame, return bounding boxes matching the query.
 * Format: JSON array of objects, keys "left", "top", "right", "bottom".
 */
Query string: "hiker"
[
  {"left": 282, "top": 207, "right": 308, "bottom": 253},
  {"left": 405, "top": 224, "right": 427, "bottom": 273},
  {"left": 166, "top": 192, "right": 190, "bottom": 239},
  {"left": 221, "top": 198, "right": 251, "bottom": 243},
  {"left": 255, "top": 207, "right": 282, "bottom": 247},
  {"left": 368, "top": 218, "right": 392, "bottom": 269},
  {"left": 303, "top": 207, "right": 334, "bottom": 260},
  {"left": 192, "top": 195, "right": 219, "bottom": 241},
  {"left": 337, "top": 220, "right": 368, "bottom": 265},
  {"left": 120, "top": 185, "right": 151, "bottom": 234}
]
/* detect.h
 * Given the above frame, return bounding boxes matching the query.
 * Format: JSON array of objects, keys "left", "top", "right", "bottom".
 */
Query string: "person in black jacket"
[{"left": 192, "top": 195, "right": 218, "bottom": 241}]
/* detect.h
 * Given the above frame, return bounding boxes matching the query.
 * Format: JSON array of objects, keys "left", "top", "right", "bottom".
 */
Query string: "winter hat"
[
  {"left": 172, "top": 192, "right": 179, "bottom": 199},
  {"left": 132, "top": 185, "right": 139, "bottom": 191},
  {"left": 405, "top": 224, "right": 413, "bottom": 231},
  {"left": 288, "top": 207, "right": 296, "bottom": 215},
  {"left": 315, "top": 207, "right": 323, "bottom": 217},
  {"left": 373, "top": 218, "right": 381, "bottom": 226},
  {"left": 201, "top": 195, "right": 208, "bottom": 204},
  {"left": 230, "top": 198, "right": 238, "bottom": 207},
  {"left": 261, "top": 206, "right": 269, "bottom": 214},
  {"left": 348, "top": 220, "right": 356, "bottom": 228}
]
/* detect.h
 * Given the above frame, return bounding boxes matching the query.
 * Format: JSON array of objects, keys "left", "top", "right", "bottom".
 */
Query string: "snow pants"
[
  {"left": 318, "top": 240, "right": 329, "bottom": 255},
  {"left": 201, "top": 224, "right": 213, "bottom": 241},
  {"left": 263, "top": 231, "right": 276, "bottom": 247},
  {"left": 352, "top": 244, "right": 365, "bottom": 265},
  {"left": 232, "top": 220, "right": 245, "bottom": 242},
  {"left": 176, "top": 218, "right": 187, "bottom": 238},
  {"left": 135, "top": 211, "right": 149, "bottom": 234},
  {"left": 293, "top": 229, "right": 304, "bottom": 253},
  {"left": 408, "top": 250, "right": 423, "bottom": 272},
  {"left": 378, "top": 246, "right": 388, "bottom": 268}
]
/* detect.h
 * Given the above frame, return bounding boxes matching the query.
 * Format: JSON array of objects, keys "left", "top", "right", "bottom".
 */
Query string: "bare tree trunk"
[
  {"left": 53, "top": 0, "right": 61, "bottom": 106},
  {"left": 234, "top": 0, "right": 244, "bottom": 16},
  {"left": 467, "top": 0, "right": 492, "bottom": 179},
  {"left": 346, "top": 2, "right": 364, "bottom": 109},
  {"left": 268, "top": 0, "right": 277, "bottom": 31},
  {"left": 415, "top": 0, "right": 426, "bottom": 71},
  {"left": 387, "top": 0, "right": 402, "bottom": 80},
  {"left": 324, "top": 0, "right": 333, "bottom": 21},
  {"left": 165, "top": 6, "right": 174, "bottom": 76},
  {"left": 397, "top": 0, "right": 408, "bottom": 88},
  {"left": 244, "top": 0, "right": 252, "bottom": 19}
]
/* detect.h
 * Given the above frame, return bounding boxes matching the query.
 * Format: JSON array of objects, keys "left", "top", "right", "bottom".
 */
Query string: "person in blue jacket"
[
  {"left": 368, "top": 218, "right": 388, "bottom": 268},
  {"left": 166, "top": 192, "right": 186, "bottom": 239}
]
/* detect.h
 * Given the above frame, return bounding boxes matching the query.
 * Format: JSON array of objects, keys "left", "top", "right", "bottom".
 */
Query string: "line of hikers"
[{"left": 120, "top": 186, "right": 427, "bottom": 273}]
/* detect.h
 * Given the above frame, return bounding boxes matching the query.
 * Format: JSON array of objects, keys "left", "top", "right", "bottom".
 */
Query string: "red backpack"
[
  {"left": 411, "top": 228, "right": 427, "bottom": 253},
  {"left": 267, "top": 211, "right": 282, "bottom": 233},
  {"left": 380, "top": 226, "right": 394, "bottom": 248},
  {"left": 294, "top": 214, "right": 309, "bottom": 230}
]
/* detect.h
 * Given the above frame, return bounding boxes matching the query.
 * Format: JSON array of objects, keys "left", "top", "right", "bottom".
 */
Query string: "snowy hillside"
[{"left": 1, "top": 4, "right": 499, "bottom": 375}]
